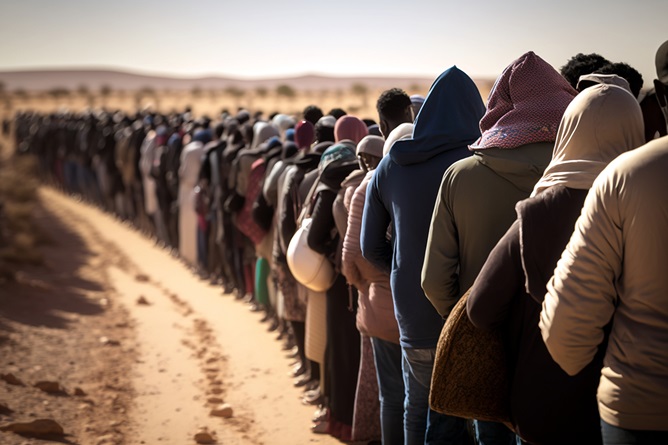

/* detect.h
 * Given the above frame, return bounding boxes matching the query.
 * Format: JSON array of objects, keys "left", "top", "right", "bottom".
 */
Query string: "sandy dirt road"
[{"left": 1, "top": 187, "right": 344, "bottom": 445}]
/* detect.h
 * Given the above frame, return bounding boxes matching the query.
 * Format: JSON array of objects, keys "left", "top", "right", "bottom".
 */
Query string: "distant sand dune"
[{"left": 0, "top": 68, "right": 494, "bottom": 95}]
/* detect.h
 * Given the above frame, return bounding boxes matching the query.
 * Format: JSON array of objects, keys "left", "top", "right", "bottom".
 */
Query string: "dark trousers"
[{"left": 601, "top": 419, "right": 668, "bottom": 445}]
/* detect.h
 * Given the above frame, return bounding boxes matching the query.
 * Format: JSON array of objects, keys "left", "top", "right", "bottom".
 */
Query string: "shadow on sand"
[{"left": 0, "top": 202, "right": 106, "bottom": 331}]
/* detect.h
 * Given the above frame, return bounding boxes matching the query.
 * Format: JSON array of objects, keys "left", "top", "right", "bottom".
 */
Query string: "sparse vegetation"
[
  {"left": 0, "top": 155, "right": 43, "bottom": 280},
  {"left": 275, "top": 84, "right": 296, "bottom": 99},
  {"left": 0, "top": 77, "right": 489, "bottom": 121},
  {"left": 351, "top": 83, "right": 369, "bottom": 108},
  {"left": 255, "top": 86, "right": 268, "bottom": 98}
]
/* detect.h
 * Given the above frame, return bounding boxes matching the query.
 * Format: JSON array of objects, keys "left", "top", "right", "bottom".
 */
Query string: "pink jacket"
[{"left": 342, "top": 172, "right": 399, "bottom": 343}]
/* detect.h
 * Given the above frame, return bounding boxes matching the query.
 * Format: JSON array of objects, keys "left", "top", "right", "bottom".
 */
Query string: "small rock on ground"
[
  {"left": 0, "top": 373, "right": 25, "bottom": 386},
  {"left": 136, "top": 295, "right": 150, "bottom": 305},
  {"left": 99, "top": 336, "right": 121, "bottom": 346},
  {"left": 0, "top": 418, "right": 65, "bottom": 437},
  {"left": 194, "top": 430, "right": 216, "bottom": 444},
  {"left": 34, "top": 381, "right": 66, "bottom": 394},
  {"left": 210, "top": 403, "right": 233, "bottom": 418}
]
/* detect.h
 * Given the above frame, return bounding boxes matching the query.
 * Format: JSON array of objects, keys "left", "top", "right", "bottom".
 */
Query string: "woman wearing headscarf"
[
  {"left": 305, "top": 143, "right": 360, "bottom": 440},
  {"left": 334, "top": 115, "right": 369, "bottom": 145},
  {"left": 341, "top": 135, "right": 398, "bottom": 444},
  {"left": 331, "top": 117, "right": 371, "bottom": 239},
  {"left": 300, "top": 126, "right": 363, "bottom": 397},
  {"left": 357, "top": 125, "right": 413, "bottom": 445},
  {"left": 467, "top": 84, "right": 644, "bottom": 444},
  {"left": 422, "top": 51, "right": 577, "bottom": 444}
]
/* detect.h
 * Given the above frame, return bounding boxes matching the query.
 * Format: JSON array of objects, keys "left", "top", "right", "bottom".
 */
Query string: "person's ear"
[
  {"left": 405, "top": 106, "right": 414, "bottom": 122},
  {"left": 379, "top": 119, "right": 389, "bottom": 138},
  {"left": 655, "top": 79, "right": 667, "bottom": 107}
]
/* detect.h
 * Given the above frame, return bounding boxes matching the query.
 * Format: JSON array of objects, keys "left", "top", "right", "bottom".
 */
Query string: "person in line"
[
  {"left": 361, "top": 66, "right": 485, "bottom": 444},
  {"left": 422, "top": 51, "right": 576, "bottom": 444},
  {"left": 376, "top": 88, "right": 414, "bottom": 139},
  {"left": 179, "top": 128, "right": 210, "bottom": 267},
  {"left": 560, "top": 52, "right": 611, "bottom": 90},
  {"left": 342, "top": 134, "right": 402, "bottom": 444},
  {"left": 540, "top": 135, "right": 668, "bottom": 445},
  {"left": 467, "top": 83, "right": 644, "bottom": 445},
  {"left": 640, "top": 40, "right": 668, "bottom": 141},
  {"left": 306, "top": 143, "right": 361, "bottom": 439}
]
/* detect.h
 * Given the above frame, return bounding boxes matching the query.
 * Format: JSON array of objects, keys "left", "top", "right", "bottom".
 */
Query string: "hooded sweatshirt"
[
  {"left": 422, "top": 51, "right": 576, "bottom": 319},
  {"left": 361, "top": 66, "right": 485, "bottom": 349}
]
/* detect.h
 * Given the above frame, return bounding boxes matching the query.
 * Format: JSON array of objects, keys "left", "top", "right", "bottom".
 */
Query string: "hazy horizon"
[{"left": 0, "top": 65, "right": 439, "bottom": 81}]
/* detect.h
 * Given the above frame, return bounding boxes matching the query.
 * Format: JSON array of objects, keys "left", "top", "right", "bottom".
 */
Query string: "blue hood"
[{"left": 391, "top": 66, "right": 485, "bottom": 165}]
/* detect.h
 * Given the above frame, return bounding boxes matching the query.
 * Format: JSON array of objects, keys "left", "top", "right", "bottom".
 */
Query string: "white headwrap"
[
  {"left": 576, "top": 73, "right": 632, "bottom": 96},
  {"left": 532, "top": 84, "right": 644, "bottom": 196},
  {"left": 251, "top": 121, "right": 279, "bottom": 150},
  {"left": 272, "top": 114, "right": 296, "bottom": 141},
  {"left": 382, "top": 123, "right": 414, "bottom": 157}
]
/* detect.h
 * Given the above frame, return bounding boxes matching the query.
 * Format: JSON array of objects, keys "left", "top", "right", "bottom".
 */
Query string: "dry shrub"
[
  {"left": 0, "top": 156, "right": 39, "bottom": 203},
  {"left": 0, "top": 154, "right": 42, "bottom": 274}
]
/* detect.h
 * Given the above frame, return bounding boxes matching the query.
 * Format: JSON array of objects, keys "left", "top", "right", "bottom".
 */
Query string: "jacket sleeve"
[
  {"left": 540, "top": 176, "right": 622, "bottom": 376},
  {"left": 342, "top": 182, "right": 367, "bottom": 290},
  {"left": 360, "top": 171, "right": 392, "bottom": 274},
  {"left": 467, "top": 221, "right": 523, "bottom": 330},
  {"left": 421, "top": 171, "right": 461, "bottom": 319}
]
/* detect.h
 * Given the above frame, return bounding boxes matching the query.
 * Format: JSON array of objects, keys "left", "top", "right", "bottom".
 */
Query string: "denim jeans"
[
  {"left": 601, "top": 419, "right": 668, "bottom": 445},
  {"left": 402, "top": 347, "right": 468, "bottom": 445},
  {"left": 371, "top": 337, "right": 405, "bottom": 445},
  {"left": 473, "top": 419, "right": 517, "bottom": 445}
]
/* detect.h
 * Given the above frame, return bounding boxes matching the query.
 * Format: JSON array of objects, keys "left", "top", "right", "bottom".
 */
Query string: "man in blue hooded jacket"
[{"left": 361, "top": 66, "right": 485, "bottom": 444}]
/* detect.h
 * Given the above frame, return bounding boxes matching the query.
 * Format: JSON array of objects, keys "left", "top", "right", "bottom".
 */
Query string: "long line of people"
[{"left": 9, "top": 41, "right": 668, "bottom": 445}]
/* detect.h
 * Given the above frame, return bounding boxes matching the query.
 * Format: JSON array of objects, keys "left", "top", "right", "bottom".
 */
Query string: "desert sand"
[{"left": 1, "top": 185, "right": 347, "bottom": 444}]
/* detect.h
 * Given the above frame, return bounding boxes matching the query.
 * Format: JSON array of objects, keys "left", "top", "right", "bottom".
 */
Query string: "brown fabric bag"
[{"left": 429, "top": 289, "right": 513, "bottom": 430}]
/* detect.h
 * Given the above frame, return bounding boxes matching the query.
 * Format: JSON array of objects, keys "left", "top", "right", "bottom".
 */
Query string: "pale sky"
[{"left": 1, "top": 0, "right": 667, "bottom": 84}]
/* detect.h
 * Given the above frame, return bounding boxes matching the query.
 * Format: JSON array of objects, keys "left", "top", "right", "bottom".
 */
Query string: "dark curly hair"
[
  {"left": 560, "top": 53, "right": 611, "bottom": 89},
  {"left": 376, "top": 88, "right": 412, "bottom": 122},
  {"left": 328, "top": 108, "right": 347, "bottom": 120},
  {"left": 595, "top": 62, "right": 644, "bottom": 98},
  {"left": 302, "top": 105, "right": 323, "bottom": 126}
]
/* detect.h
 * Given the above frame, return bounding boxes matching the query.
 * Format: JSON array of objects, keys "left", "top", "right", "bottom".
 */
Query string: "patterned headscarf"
[
  {"left": 470, "top": 51, "right": 577, "bottom": 150},
  {"left": 319, "top": 142, "right": 357, "bottom": 172}
]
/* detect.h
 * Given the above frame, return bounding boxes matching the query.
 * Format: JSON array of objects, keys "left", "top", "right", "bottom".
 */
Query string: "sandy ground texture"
[{"left": 0, "top": 187, "right": 346, "bottom": 445}]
